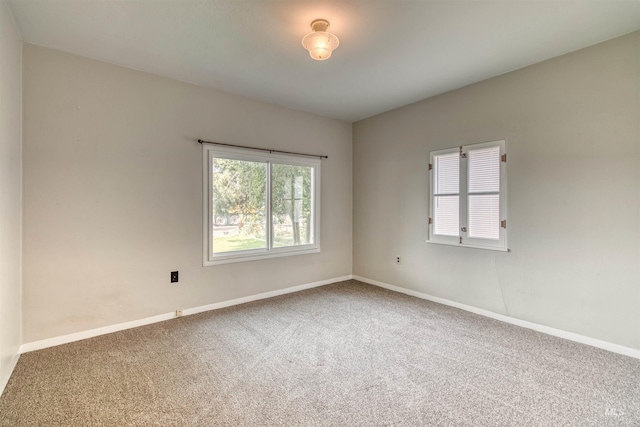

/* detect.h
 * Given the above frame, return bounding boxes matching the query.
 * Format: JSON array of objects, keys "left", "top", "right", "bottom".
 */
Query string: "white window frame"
[
  {"left": 203, "top": 144, "right": 321, "bottom": 266},
  {"left": 428, "top": 140, "right": 507, "bottom": 251}
]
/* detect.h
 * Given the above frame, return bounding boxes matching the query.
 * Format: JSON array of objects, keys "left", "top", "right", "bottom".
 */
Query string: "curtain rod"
[{"left": 197, "top": 139, "right": 328, "bottom": 159}]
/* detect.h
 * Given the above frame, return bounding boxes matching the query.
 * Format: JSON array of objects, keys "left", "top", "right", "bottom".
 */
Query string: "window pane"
[
  {"left": 272, "top": 164, "right": 314, "bottom": 247},
  {"left": 434, "top": 195, "right": 459, "bottom": 236},
  {"left": 434, "top": 152, "right": 459, "bottom": 195},
  {"left": 468, "top": 146, "right": 500, "bottom": 193},
  {"left": 211, "top": 158, "right": 267, "bottom": 253},
  {"left": 468, "top": 194, "right": 500, "bottom": 240}
]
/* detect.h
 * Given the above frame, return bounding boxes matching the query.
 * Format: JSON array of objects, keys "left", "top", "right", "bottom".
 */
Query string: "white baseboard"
[
  {"left": 353, "top": 275, "right": 640, "bottom": 360},
  {"left": 19, "top": 312, "right": 176, "bottom": 354},
  {"left": 20, "top": 275, "right": 352, "bottom": 354},
  {"left": 19, "top": 274, "right": 639, "bottom": 361},
  {"left": 0, "top": 353, "right": 20, "bottom": 397},
  {"left": 181, "top": 275, "right": 352, "bottom": 316}
]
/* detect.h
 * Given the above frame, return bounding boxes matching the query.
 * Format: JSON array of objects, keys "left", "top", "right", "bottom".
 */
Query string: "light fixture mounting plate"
[{"left": 310, "top": 19, "right": 330, "bottom": 32}]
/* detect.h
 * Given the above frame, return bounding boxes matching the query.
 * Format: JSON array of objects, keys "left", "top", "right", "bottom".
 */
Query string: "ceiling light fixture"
[{"left": 301, "top": 19, "right": 339, "bottom": 61}]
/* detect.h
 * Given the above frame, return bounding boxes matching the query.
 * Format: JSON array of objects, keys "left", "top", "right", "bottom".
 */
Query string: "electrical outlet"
[
  {"left": 171, "top": 271, "right": 179, "bottom": 283},
  {"left": 175, "top": 309, "right": 183, "bottom": 317},
  {"left": 396, "top": 256, "right": 401, "bottom": 264}
]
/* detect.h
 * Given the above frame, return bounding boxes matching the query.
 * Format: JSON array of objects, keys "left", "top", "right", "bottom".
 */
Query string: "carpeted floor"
[{"left": 1, "top": 280, "right": 639, "bottom": 426}]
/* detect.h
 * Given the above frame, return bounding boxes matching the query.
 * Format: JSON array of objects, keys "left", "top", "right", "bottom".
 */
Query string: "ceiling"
[{"left": 8, "top": 0, "right": 640, "bottom": 122}]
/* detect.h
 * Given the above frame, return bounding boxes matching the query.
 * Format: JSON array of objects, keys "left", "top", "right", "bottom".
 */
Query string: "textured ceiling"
[{"left": 8, "top": 0, "right": 640, "bottom": 122}]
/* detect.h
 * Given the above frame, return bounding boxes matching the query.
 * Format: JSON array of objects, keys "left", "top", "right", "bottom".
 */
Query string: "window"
[
  {"left": 428, "top": 140, "right": 507, "bottom": 251},
  {"left": 203, "top": 145, "right": 320, "bottom": 265}
]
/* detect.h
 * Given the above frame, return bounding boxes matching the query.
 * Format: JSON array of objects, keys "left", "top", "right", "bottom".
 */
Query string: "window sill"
[
  {"left": 204, "top": 246, "right": 320, "bottom": 266},
  {"left": 426, "top": 240, "right": 509, "bottom": 252}
]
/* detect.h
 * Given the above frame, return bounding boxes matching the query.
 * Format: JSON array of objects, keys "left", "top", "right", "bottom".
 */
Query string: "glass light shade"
[{"left": 301, "top": 31, "right": 339, "bottom": 61}]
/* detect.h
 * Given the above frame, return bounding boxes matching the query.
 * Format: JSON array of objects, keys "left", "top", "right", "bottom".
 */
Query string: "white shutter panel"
[
  {"left": 435, "top": 153, "right": 459, "bottom": 194},
  {"left": 468, "top": 146, "right": 500, "bottom": 193},
  {"left": 467, "top": 146, "right": 500, "bottom": 240},
  {"left": 468, "top": 195, "right": 499, "bottom": 239},
  {"left": 434, "top": 196, "right": 459, "bottom": 236},
  {"left": 433, "top": 152, "right": 459, "bottom": 237}
]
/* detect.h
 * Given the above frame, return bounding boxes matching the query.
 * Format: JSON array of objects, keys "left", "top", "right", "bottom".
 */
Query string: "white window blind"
[
  {"left": 433, "top": 152, "right": 459, "bottom": 237},
  {"left": 467, "top": 146, "right": 500, "bottom": 240},
  {"left": 428, "top": 140, "right": 507, "bottom": 251}
]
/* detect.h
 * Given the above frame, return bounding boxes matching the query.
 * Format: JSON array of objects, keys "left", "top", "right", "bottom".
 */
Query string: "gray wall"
[
  {"left": 16, "top": 29, "right": 640, "bottom": 352},
  {"left": 353, "top": 32, "right": 640, "bottom": 349},
  {"left": 0, "top": 0, "right": 23, "bottom": 390},
  {"left": 22, "top": 44, "right": 352, "bottom": 343}
]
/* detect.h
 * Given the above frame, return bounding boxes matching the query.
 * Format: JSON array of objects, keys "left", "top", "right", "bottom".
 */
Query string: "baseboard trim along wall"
[
  {"left": 353, "top": 275, "right": 640, "bottom": 360},
  {"left": 19, "top": 275, "right": 352, "bottom": 354},
  {"left": 19, "top": 274, "right": 640, "bottom": 360},
  {"left": 0, "top": 353, "right": 20, "bottom": 397}
]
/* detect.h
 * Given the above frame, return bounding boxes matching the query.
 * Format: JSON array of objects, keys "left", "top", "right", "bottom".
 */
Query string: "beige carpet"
[{"left": 1, "top": 280, "right": 639, "bottom": 426}]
